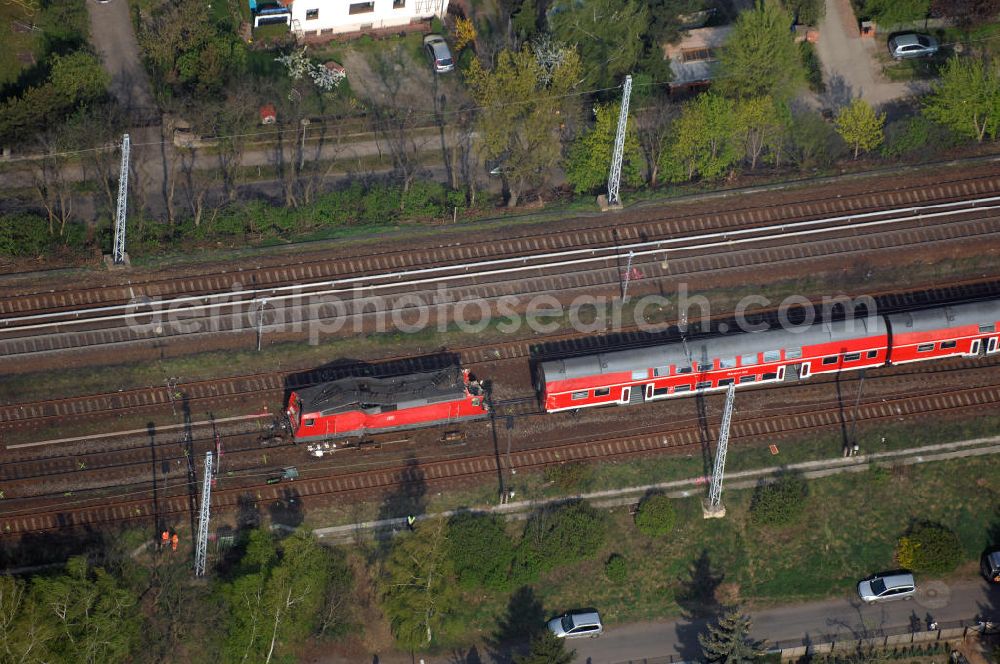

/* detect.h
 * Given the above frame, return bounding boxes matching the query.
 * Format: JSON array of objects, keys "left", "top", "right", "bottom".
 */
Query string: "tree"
[
  {"left": 749, "top": 473, "right": 809, "bottom": 525},
  {"left": 834, "top": 98, "right": 886, "bottom": 159},
  {"left": 735, "top": 95, "right": 786, "bottom": 169},
  {"left": 564, "top": 102, "right": 643, "bottom": 194},
  {"left": 379, "top": 517, "right": 460, "bottom": 650},
  {"left": 716, "top": 0, "right": 806, "bottom": 101},
  {"left": 49, "top": 52, "right": 109, "bottom": 103},
  {"left": 663, "top": 92, "right": 740, "bottom": 181},
  {"left": 222, "top": 529, "right": 334, "bottom": 664},
  {"left": 465, "top": 45, "right": 582, "bottom": 207},
  {"left": 32, "top": 556, "right": 141, "bottom": 664},
  {"left": 0, "top": 575, "right": 56, "bottom": 663},
  {"left": 931, "top": 0, "right": 1000, "bottom": 28},
  {"left": 547, "top": 0, "right": 648, "bottom": 90},
  {"left": 698, "top": 607, "right": 766, "bottom": 664},
  {"left": 514, "top": 629, "right": 575, "bottom": 664},
  {"left": 923, "top": 56, "right": 1000, "bottom": 143},
  {"left": 634, "top": 96, "right": 678, "bottom": 186}
]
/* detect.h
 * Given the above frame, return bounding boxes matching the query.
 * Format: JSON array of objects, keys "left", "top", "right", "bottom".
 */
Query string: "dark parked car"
[
  {"left": 423, "top": 34, "right": 454, "bottom": 73},
  {"left": 982, "top": 546, "right": 1000, "bottom": 583},
  {"left": 888, "top": 33, "right": 939, "bottom": 59}
]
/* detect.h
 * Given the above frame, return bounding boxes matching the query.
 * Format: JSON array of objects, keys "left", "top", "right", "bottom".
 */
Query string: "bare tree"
[
  {"left": 634, "top": 100, "right": 678, "bottom": 187},
  {"left": 368, "top": 46, "right": 432, "bottom": 203},
  {"left": 31, "top": 133, "right": 74, "bottom": 236}
]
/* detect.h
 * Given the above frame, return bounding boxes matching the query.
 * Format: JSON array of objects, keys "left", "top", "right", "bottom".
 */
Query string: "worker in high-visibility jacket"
[{"left": 171, "top": 534, "right": 179, "bottom": 551}]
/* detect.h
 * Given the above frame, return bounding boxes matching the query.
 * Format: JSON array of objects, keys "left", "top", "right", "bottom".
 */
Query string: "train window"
[
  {"left": 632, "top": 369, "right": 649, "bottom": 380},
  {"left": 717, "top": 378, "right": 734, "bottom": 387},
  {"left": 653, "top": 386, "right": 670, "bottom": 396},
  {"left": 304, "top": 418, "right": 315, "bottom": 426},
  {"left": 572, "top": 390, "right": 589, "bottom": 400},
  {"left": 844, "top": 352, "right": 861, "bottom": 362},
  {"left": 719, "top": 357, "right": 737, "bottom": 369},
  {"left": 697, "top": 362, "right": 714, "bottom": 372},
  {"left": 741, "top": 353, "right": 758, "bottom": 366},
  {"left": 676, "top": 366, "right": 692, "bottom": 374},
  {"left": 867, "top": 350, "right": 879, "bottom": 359},
  {"left": 654, "top": 366, "right": 670, "bottom": 377},
  {"left": 594, "top": 387, "right": 611, "bottom": 397},
  {"left": 917, "top": 343, "right": 935, "bottom": 352},
  {"left": 981, "top": 324, "right": 996, "bottom": 333},
  {"left": 762, "top": 372, "right": 778, "bottom": 380},
  {"left": 940, "top": 340, "right": 957, "bottom": 349},
  {"left": 696, "top": 381, "right": 713, "bottom": 390},
  {"left": 739, "top": 375, "right": 756, "bottom": 384},
  {"left": 763, "top": 350, "right": 780, "bottom": 362},
  {"left": 822, "top": 356, "right": 839, "bottom": 365},
  {"left": 674, "top": 384, "right": 691, "bottom": 393},
  {"left": 786, "top": 348, "right": 802, "bottom": 360}
]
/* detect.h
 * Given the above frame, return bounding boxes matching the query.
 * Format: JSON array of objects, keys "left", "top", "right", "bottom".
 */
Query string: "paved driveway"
[
  {"left": 86, "top": 0, "right": 158, "bottom": 119},
  {"left": 812, "top": 0, "right": 929, "bottom": 110}
]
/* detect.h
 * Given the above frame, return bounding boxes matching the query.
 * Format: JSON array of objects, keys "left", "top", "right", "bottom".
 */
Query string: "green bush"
[
  {"left": 400, "top": 180, "right": 448, "bottom": 218},
  {"left": 750, "top": 474, "right": 808, "bottom": 526},
  {"left": 800, "top": 42, "right": 824, "bottom": 93},
  {"left": 881, "top": 115, "right": 960, "bottom": 159},
  {"left": 445, "top": 512, "right": 515, "bottom": 590},
  {"left": 0, "top": 213, "right": 54, "bottom": 257},
  {"left": 604, "top": 554, "right": 627, "bottom": 584},
  {"left": 895, "top": 522, "right": 963, "bottom": 574},
  {"left": 514, "top": 501, "right": 606, "bottom": 582},
  {"left": 634, "top": 494, "right": 676, "bottom": 537}
]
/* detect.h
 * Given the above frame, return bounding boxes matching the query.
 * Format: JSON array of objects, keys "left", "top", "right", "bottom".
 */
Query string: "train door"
[
  {"left": 781, "top": 365, "right": 797, "bottom": 381},
  {"left": 630, "top": 385, "right": 647, "bottom": 405},
  {"left": 620, "top": 387, "right": 631, "bottom": 404},
  {"left": 988, "top": 337, "right": 999, "bottom": 354}
]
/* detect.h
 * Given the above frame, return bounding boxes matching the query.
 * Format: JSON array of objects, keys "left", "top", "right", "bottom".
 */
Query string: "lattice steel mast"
[
  {"left": 706, "top": 383, "right": 736, "bottom": 516},
  {"left": 112, "top": 134, "right": 130, "bottom": 265},
  {"left": 606, "top": 75, "right": 632, "bottom": 207},
  {"left": 194, "top": 451, "right": 213, "bottom": 576}
]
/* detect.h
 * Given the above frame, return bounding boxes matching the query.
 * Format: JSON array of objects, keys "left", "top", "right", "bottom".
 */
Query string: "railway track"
[
  {"left": 4, "top": 172, "right": 1000, "bottom": 320},
  {"left": 2, "top": 196, "right": 999, "bottom": 362},
  {"left": 2, "top": 371, "right": 999, "bottom": 536},
  {"left": 3, "top": 277, "right": 1000, "bottom": 435}
]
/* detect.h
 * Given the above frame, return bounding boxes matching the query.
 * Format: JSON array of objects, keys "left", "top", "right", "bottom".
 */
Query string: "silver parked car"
[
  {"left": 547, "top": 610, "right": 603, "bottom": 638},
  {"left": 423, "top": 34, "right": 455, "bottom": 73},
  {"left": 887, "top": 33, "right": 939, "bottom": 59},
  {"left": 858, "top": 571, "right": 916, "bottom": 604}
]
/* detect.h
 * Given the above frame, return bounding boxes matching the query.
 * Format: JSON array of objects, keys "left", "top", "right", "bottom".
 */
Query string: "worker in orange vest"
[
  {"left": 171, "top": 533, "right": 179, "bottom": 552},
  {"left": 161, "top": 530, "right": 170, "bottom": 550}
]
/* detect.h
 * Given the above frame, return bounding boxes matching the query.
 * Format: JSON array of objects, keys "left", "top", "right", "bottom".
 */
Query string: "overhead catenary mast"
[
  {"left": 194, "top": 451, "right": 213, "bottom": 577},
  {"left": 704, "top": 383, "right": 736, "bottom": 518},
  {"left": 606, "top": 75, "right": 633, "bottom": 208},
  {"left": 112, "top": 134, "right": 130, "bottom": 265}
]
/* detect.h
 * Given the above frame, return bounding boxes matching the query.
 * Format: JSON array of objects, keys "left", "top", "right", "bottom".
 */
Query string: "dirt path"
[{"left": 812, "top": 0, "right": 930, "bottom": 110}]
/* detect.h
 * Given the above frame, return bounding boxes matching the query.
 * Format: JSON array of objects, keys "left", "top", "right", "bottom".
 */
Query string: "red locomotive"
[
  {"left": 286, "top": 367, "right": 487, "bottom": 443},
  {"left": 540, "top": 299, "right": 1000, "bottom": 413}
]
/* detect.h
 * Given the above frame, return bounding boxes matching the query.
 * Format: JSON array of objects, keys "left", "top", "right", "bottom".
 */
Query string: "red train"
[
  {"left": 286, "top": 367, "right": 487, "bottom": 443},
  {"left": 540, "top": 299, "right": 1000, "bottom": 412},
  {"left": 285, "top": 299, "right": 1000, "bottom": 443}
]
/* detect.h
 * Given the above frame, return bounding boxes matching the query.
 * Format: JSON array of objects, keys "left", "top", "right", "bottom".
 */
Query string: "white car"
[
  {"left": 423, "top": 34, "right": 454, "bottom": 73},
  {"left": 887, "top": 33, "right": 939, "bottom": 60},
  {"left": 858, "top": 572, "right": 916, "bottom": 604},
  {"left": 547, "top": 610, "right": 603, "bottom": 638}
]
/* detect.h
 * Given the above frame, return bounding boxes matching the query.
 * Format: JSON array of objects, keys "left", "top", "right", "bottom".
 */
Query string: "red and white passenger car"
[
  {"left": 287, "top": 367, "right": 487, "bottom": 442},
  {"left": 540, "top": 300, "right": 1000, "bottom": 413}
]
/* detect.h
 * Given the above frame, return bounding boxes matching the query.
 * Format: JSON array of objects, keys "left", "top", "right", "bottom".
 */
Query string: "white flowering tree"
[{"left": 275, "top": 47, "right": 346, "bottom": 96}]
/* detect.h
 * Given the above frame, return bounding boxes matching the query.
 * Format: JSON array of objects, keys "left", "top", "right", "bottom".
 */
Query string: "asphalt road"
[{"left": 571, "top": 577, "right": 1000, "bottom": 664}]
